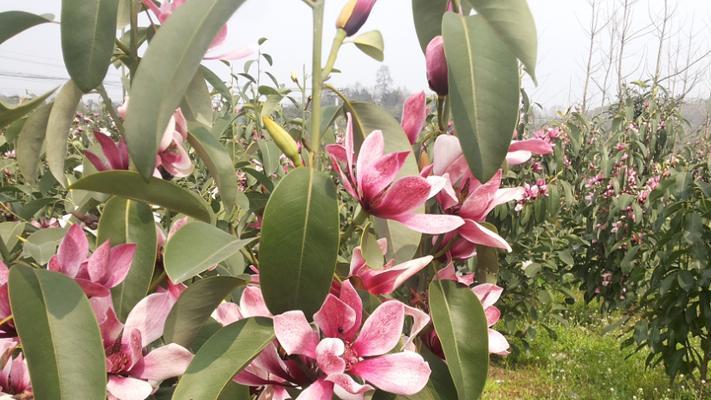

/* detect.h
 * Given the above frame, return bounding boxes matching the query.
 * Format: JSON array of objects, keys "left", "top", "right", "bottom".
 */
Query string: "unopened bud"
[
  {"left": 426, "top": 36, "right": 448, "bottom": 96},
  {"left": 336, "top": 0, "right": 377, "bottom": 37},
  {"left": 262, "top": 116, "right": 302, "bottom": 167}
]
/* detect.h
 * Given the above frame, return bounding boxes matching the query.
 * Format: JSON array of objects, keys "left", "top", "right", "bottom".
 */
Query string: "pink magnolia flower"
[
  {"left": 326, "top": 114, "right": 463, "bottom": 234},
  {"left": 349, "top": 237, "right": 432, "bottom": 295},
  {"left": 85, "top": 131, "right": 130, "bottom": 171},
  {"left": 91, "top": 286, "right": 190, "bottom": 400},
  {"left": 431, "top": 135, "right": 523, "bottom": 257},
  {"left": 142, "top": 0, "right": 252, "bottom": 61},
  {"left": 431, "top": 264, "right": 510, "bottom": 356},
  {"left": 273, "top": 280, "right": 431, "bottom": 399},
  {"left": 426, "top": 36, "right": 448, "bottom": 96},
  {"left": 0, "top": 339, "right": 31, "bottom": 398},
  {"left": 506, "top": 139, "right": 554, "bottom": 166},
  {"left": 116, "top": 98, "right": 193, "bottom": 178},
  {"left": 336, "top": 0, "right": 378, "bottom": 37},
  {"left": 48, "top": 224, "right": 136, "bottom": 298},
  {"left": 401, "top": 91, "right": 427, "bottom": 145}
]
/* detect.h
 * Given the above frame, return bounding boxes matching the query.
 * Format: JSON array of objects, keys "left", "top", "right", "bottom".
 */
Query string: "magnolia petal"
[
  {"left": 295, "top": 378, "right": 334, "bottom": 400},
  {"left": 326, "top": 144, "right": 359, "bottom": 199},
  {"left": 472, "top": 283, "right": 503, "bottom": 309},
  {"left": 393, "top": 213, "right": 464, "bottom": 235},
  {"left": 84, "top": 150, "right": 110, "bottom": 171},
  {"left": 132, "top": 343, "right": 193, "bottom": 381},
  {"left": 460, "top": 170, "right": 502, "bottom": 220},
  {"left": 508, "top": 138, "right": 553, "bottom": 155},
  {"left": 401, "top": 91, "right": 427, "bottom": 145},
  {"left": 337, "top": 280, "right": 363, "bottom": 341},
  {"left": 436, "top": 262, "right": 475, "bottom": 286},
  {"left": 352, "top": 301, "right": 404, "bottom": 357},
  {"left": 355, "top": 130, "right": 385, "bottom": 194},
  {"left": 402, "top": 304, "right": 430, "bottom": 348},
  {"left": 55, "top": 224, "right": 89, "bottom": 277},
  {"left": 425, "top": 175, "right": 447, "bottom": 199},
  {"left": 329, "top": 373, "right": 374, "bottom": 400},
  {"left": 485, "top": 305, "right": 501, "bottom": 327},
  {"left": 86, "top": 241, "right": 111, "bottom": 283},
  {"left": 458, "top": 220, "right": 512, "bottom": 252},
  {"left": 94, "top": 132, "right": 126, "bottom": 170},
  {"left": 213, "top": 302, "right": 242, "bottom": 326},
  {"left": 106, "top": 375, "right": 153, "bottom": 400},
  {"left": 488, "top": 328, "right": 510, "bottom": 355},
  {"left": 506, "top": 150, "right": 532, "bottom": 166},
  {"left": 313, "top": 294, "right": 357, "bottom": 340},
  {"left": 315, "top": 338, "right": 346, "bottom": 376},
  {"left": 432, "top": 135, "right": 461, "bottom": 176},
  {"left": 350, "top": 352, "right": 431, "bottom": 396},
  {"left": 483, "top": 187, "right": 525, "bottom": 216},
  {"left": 359, "top": 151, "right": 409, "bottom": 201},
  {"left": 89, "top": 296, "right": 123, "bottom": 347},
  {"left": 106, "top": 244, "right": 137, "bottom": 288},
  {"left": 273, "top": 311, "right": 319, "bottom": 359},
  {"left": 372, "top": 176, "right": 430, "bottom": 218},
  {"left": 239, "top": 286, "right": 272, "bottom": 318},
  {"left": 123, "top": 292, "right": 175, "bottom": 347},
  {"left": 356, "top": 256, "right": 432, "bottom": 296}
]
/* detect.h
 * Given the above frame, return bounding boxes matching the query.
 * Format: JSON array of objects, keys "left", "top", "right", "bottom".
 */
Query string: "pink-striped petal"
[
  {"left": 94, "top": 131, "right": 126, "bottom": 170},
  {"left": 213, "top": 302, "right": 242, "bottom": 326},
  {"left": 273, "top": 311, "right": 319, "bottom": 359},
  {"left": 295, "top": 378, "right": 334, "bottom": 400},
  {"left": 401, "top": 91, "right": 427, "bottom": 145},
  {"left": 472, "top": 283, "right": 503, "bottom": 309},
  {"left": 106, "top": 244, "right": 136, "bottom": 288},
  {"left": 458, "top": 220, "right": 512, "bottom": 252},
  {"left": 393, "top": 213, "right": 464, "bottom": 235},
  {"left": 329, "top": 373, "right": 374, "bottom": 399},
  {"left": 508, "top": 138, "right": 553, "bottom": 155},
  {"left": 485, "top": 305, "right": 501, "bottom": 327},
  {"left": 315, "top": 338, "right": 346, "bottom": 375},
  {"left": 352, "top": 301, "right": 404, "bottom": 357},
  {"left": 402, "top": 304, "right": 430, "bottom": 347},
  {"left": 86, "top": 241, "right": 111, "bottom": 283},
  {"left": 460, "top": 170, "right": 502, "bottom": 220},
  {"left": 350, "top": 352, "right": 431, "bottom": 395},
  {"left": 84, "top": 150, "right": 110, "bottom": 171},
  {"left": 488, "top": 328, "right": 510, "bottom": 355},
  {"left": 123, "top": 291, "right": 175, "bottom": 347},
  {"left": 355, "top": 256, "right": 432, "bottom": 296},
  {"left": 337, "top": 280, "right": 363, "bottom": 341},
  {"left": 432, "top": 135, "right": 461, "bottom": 176},
  {"left": 371, "top": 176, "right": 430, "bottom": 218},
  {"left": 106, "top": 375, "right": 153, "bottom": 400},
  {"left": 359, "top": 151, "right": 409, "bottom": 201},
  {"left": 482, "top": 187, "right": 524, "bottom": 216},
  {"left": 313, "top": 294, "right": 356, "bottom": 340},
  {"left": 239, "top": 286, "right": 271, "bottom": 318},
  {"left": 55, "top": 224, "right": 89, "bottom": 277},
  {"left": 89, "top": 296, "right": 123, "bottom": 347},
  {"left": 132, "top": 343, "right": 193, "bottom": 381},
  {"left": 355, "top": 130, "right": 385, "bottom": 194},
  {"left": 506, "top": 150, "right": 532, "bottom": 166}
]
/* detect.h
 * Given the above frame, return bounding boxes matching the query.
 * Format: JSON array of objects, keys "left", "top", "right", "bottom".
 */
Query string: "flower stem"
[
  {"left": 309, "top": 0, "right": 325, "bottom": 168},
  {"left": 322, "top": 29, "right": 347, "bottom": 79}
]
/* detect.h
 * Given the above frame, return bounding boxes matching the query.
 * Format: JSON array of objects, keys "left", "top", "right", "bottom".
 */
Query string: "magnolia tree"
[{"left": 0, "top": 0, "right": 540, "bottom": 399}]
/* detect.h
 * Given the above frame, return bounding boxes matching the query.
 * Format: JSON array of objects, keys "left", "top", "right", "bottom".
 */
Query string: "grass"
[{"left": 483, "top": 302, "right": 709, "bottom": 399}]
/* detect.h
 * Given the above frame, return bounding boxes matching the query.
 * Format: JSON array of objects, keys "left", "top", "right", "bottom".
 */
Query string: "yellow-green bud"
[{"left": 262, "top": 116, "right": 302, "bottom": 167}]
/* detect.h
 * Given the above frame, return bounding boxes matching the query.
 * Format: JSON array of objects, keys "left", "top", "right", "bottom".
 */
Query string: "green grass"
[{"left": 483, "top": 306, "right": 709, "bottom": 399}]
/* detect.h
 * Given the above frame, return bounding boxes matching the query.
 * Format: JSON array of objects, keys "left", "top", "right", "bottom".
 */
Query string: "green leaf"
[
  {"left": 0, "top": 11, "right": 53, "bottom": 45},
  {"left": 70, "top": 170, "right": 214, "bottom": 222},
  {"left": 411, "top": 0, "right": 448, "bottom": 54},
  {"left": 429, "top": 279, "right": 489, "bottom": 400},
  {"left": 9, "top": 265, "right": 106, "bottom": 400},
  {"left": 46, "top": 80, "right": 83, "bottom": 186},
  {"left": 97, "top": 197, "right": 157, "bottom": 320},
  {"left": 466, "top": 0, "right": 538, "bottom": 80},
  {"left": 344, "top": 101, "right": 421, "bottom": 262},
  {"left": 360, "top": 225, "right": 384, "bottom": 270},
  {"left": 124, "top": 0, "right": 247, "bottom": 179},
  {"left": 187, "top": 125, "right": 243, "bottom": 213},
  {"left": 164, "top": 276, "right": 246, "bottom": 348},
  {"left": 21, "top": 227, "right": 66, "bottom": 265},
  {"left": 201, "top": 65, "right": 232, "bottom": 100},
  {"left": 406, "top": 346, "right": 458, "bottom": 400},
  {"left": 475, "top": 245, "right": 499, "bottom": 284},
  {"left": 172, "top": 317, "right": 274, "bottom": 400},
  {"left": 181, "top": 70, "right": 214, "bottom": 127},
  {"left": 0, "top": 221, "right": 25, "bottom": 252},
  {"left": 0, "top": 87, "right": 56, "bottom": 129},
  {"left": 443, "top": 13, "right": 519, "bottom": 182},
  {"left": 164, "top": 221, "right": 254, "bottom": 283},
  {"left": 259, "top": 167, "right": 339, "bottom": 317},
  {"left": 61, "top": 0, "right": 118, "bottom": 92},
  {"left": 17, "top": 102, "right": 53, "bottom": 183},
  {"left": 353, "top": 30, "right": 384, "bottom": 62}
]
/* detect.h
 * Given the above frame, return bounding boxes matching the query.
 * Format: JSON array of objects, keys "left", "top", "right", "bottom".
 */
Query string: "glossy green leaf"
[
  {"left": 0, "top": 88, "right": 56, "bottom": 129},
  {"left": 97, "top": 197, "right": 157, "bottom": 320},
  {"left": 187, "top": 125, "right": 243, "bottom": 213},
  {"left": 0, "top": 11, "right": 53, "bottom": 45},
  {"left": 181, "top": 70, "right": 214, "bottom": 127},
  {"left": 0, "top": 222, "right": 24, "bottom": 253},
  {"left": 344, "top": 101, "right": 421, "bottom": 262},
  {"left": 406, "top": 346, "right": 458, "bottom": 400},
  {"left": 21, "top": 227, "right": 66, "bottom": 265},
  {"left": 17, "top": 102, "right": 52, "bottom": 183},
  {"left": 172, "top": 317, "right": 274, "bottom": 400},
  {"left": 9, "top": 265, "right": 107, "bottom": 400},
  {"left": 70, "top": 170, "right": 214, "bottom": 222},
  {"left": 124, "top": 0, "right": 247, "bottom": 179},
  {"left": 46, "top": 80, "right": 83, "bottom": 185},
  {"left": 360, "top": 225, "right": 384, "bottom": 270},
  {"left": 201, "top": 65, "right": 232, "bottom": 100},
  {"left": 164, "top": 276, "right": 246, "bottom": 348},
  {"left": 61, "top": 0, "right": 118, "bottom": 92},
  {"left": 164, "top": 221, "right": 254, "bottom": 283},
  {"left": 259, "top": 167, "right": 339, "bottom": 316},
  {"left": 429, "top": 279, "right": 489, "bottom": 400},
  {"left": 443, "top": 13, "right": 519, "bottom": 182},
  {"left": 411, "top": 0, "right": 448, "bottom": 54},
  {"left": 353, "top": 30, "right": 384, "bottom": 62},
  {"left": 475, "top": 245, "right": 499, "bottom": 284},
  {"left": 466, "top": 0, "right": 537, "bottom": 80}
]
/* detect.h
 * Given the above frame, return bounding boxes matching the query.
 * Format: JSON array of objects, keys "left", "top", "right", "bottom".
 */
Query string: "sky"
[{"left": 1, "top": 0, "right": 710, "bottom": 109}]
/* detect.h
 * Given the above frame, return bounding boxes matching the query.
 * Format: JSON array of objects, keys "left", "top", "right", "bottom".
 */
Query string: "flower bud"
[
  {"left": 336, "top": 0, "right": 377, "bottom": 37},
  {"left": 262, "top": 116, "right": 302, "bottom": 167},
  {"left": 426, "top": 36, "right": 448, "bottom": 96}
]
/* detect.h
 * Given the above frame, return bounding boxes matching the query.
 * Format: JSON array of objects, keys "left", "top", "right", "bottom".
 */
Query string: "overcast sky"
[{"left": 1, "top": 0, "right": 710, "bottom": 109}]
